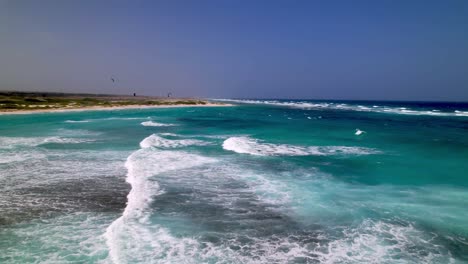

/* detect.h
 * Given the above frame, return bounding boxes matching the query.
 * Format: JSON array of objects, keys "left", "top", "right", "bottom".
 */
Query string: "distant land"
[{"left": 0, "top": 91, "right": 226, "bottom": 114}]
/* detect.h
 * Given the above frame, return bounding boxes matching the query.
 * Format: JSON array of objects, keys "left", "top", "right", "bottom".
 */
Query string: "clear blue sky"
[{"left": 1, "top": 0, "right": 467, "bottom": 101}]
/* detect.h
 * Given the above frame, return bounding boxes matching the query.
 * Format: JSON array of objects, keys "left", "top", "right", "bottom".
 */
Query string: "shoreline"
[{"left": 0, "top": 103, "right": 233, "bottom": 115}]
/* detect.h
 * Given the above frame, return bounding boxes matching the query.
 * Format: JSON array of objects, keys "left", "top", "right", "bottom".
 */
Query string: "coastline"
[{"left": 0, "top": 102, "right": 233, "bottom": 115}]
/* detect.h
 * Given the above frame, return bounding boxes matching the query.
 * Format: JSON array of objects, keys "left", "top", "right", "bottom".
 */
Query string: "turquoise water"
[{"left": 0, "top": 100, "right": 467, "bottom": 263}]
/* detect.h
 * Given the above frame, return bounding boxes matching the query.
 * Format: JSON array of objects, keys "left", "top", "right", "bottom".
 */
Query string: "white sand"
[{"left": 0, "top": 103, "right": 233, "bottom": 115}]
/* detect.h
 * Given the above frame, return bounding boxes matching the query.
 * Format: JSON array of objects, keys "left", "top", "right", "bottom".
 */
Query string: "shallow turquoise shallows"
[{"left": 1, "top": 100, "right": 467, "bottom": 263}]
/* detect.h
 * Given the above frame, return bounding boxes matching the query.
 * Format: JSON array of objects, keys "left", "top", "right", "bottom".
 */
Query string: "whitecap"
[
  {"left": 141, "top": 121, "right": 176, "bottom": 127},
  {"left": 215, "top": 99, "right": 468, "bottom": 118},
  {"left": 42, "top": 137, "right": 95, "bottom": 144},
  {"left": 158, "top": 132, "right": 233, "bottom": 140},
  {"left": 102, "top": 117, "right": 148, "bottom": 121},
  {"left": 355, "top": 129, "right": 366, "bottom": 136},
  {"left": 105, "top": 135, "right": 216, "bottom": 263},
  {"left": 454, "top": 110, "right": 468, "bottom": 117},
  {"left": 158, "top": 132, "right": 179, "bottom": 137},
  {"left": 64, "top": 120, "right": 90, "bottom": 123},
  {"left": 222, "top": 136, "right": 377, "bottom": 156},
  {"left": 103, "top": 143, "right": 307, "bottom": 263},
  {"left": 139, "top": 134, "right": 209, "bottom": 149}
]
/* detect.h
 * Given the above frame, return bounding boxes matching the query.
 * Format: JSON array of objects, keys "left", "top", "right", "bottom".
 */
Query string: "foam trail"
[
  {"left": 312, "top": 220, "right": 454, "bottom": 263},
  {"left": 216, "top": 99, "right": 468, "bottom": 118},
  {"left": 0, "top": 136, "right": 94, "bottom": 149},
  {"left": 65, "top": 120, "right": 90, "bottom": 123},
  {"left": 159, "top": 132, "right": 233, "bottom": 140},
  {"left": 104, "top": 135, "right": 216, "bottom": 263},
  {"left": 141, "top": 121, "right": 176, "bottom": 127},
  {"left": 158, "top": 132, "right": 179, "bottom": 137},
  {"left": 139, "top": 134, "right": 210, "bottom": 149},
  {"left": 55, "top": 128, "right": 102, "bottom": 137},
  {"left": 0, "top": 149, "right": 47, "bottom": 164},
  {"left": 223, "top": 136, "right": 377, "bottom": 156}
]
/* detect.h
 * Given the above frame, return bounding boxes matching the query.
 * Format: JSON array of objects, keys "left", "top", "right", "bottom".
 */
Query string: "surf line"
[{"left": 103, "top": 134, "right": 215, "bottom": 263}]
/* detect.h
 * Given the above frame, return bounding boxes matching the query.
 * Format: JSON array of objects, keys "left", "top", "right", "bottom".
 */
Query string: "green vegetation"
[{"left": 0, "top": 92, "right": 215, "bottom": 112}]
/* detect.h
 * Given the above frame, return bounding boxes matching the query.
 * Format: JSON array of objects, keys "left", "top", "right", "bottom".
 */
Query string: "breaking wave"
[
  {"left": 139, "top": 134, "right": 210, "bottom": 149},
  {"left": 104, "top": 135, "right": 216, "bottom": 263},
  {"left": 222, "top": 136, "right": 377, "bottom": 156},
  {"left": 218, "top": 99, "right": 468, "bottom": 117},
  {"left": 65, "top": 120, "right": 90, "bottom": 123},
  {"left": 141, "top": 121, "right": 176, "bottom": 127}
]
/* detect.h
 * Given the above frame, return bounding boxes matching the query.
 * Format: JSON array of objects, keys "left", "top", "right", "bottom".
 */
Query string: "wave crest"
[
  {"left": 223, "top": 136, "right": 377, "bottom": 156},
  {"left": 139, "top": 134, "right": 210, "bottom": 149},
  {"left": 217, "top": 99, "right": 468, "bottom": 117},
  {"left": 104, "top": 134, "right": 216, "bottom": 263},
  {"left": 141, "top": 121, "right": 176, "bottom": 127}
]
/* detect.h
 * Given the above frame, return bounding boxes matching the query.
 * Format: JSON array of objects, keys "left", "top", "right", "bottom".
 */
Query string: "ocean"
[{"left": 1, "top": 100, "right": 467, "bottom": 263}]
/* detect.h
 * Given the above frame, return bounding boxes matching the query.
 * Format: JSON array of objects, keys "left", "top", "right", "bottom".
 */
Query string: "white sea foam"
[
  {"left": 238, "top": 170, "right": 292, "bottom": 206},
  {"left": 355, "top": 129, "right": 365, "bottom": 136},
  {"left": 104, "top": 134, "right": 216, "bottom": 263},
  {"left": 122, "top": 149, "right": 214, "bottom": 219},
  {"left": 223, "top": 136, "right": 377, "bottom": 156},
  {"left": 454, "top": 110, "right": 468, "bottom": 116},
  {"left": 42, "top": 137, "right": 95, "bottom": 144},
  {"left": 0, "top": 149, "right": 47, "bottom": 164},
  {"left": 105, "top": 218, "right": 454, "bottom": 263},
  {"left": 158, "top": 132, "right": 179, "bottom": 137},
  {"left": 312, "top": 220, "right": 454, "bottom": 263},
  {"left": 223, "top": 136, "right": 310, "bottom": 156},
  {"left": 0, "top": 149, "right": 128, "bottom": 190},
  {"left": 65, "top": 120, "right": 90, "bottom": 123},
  {"left": 0, "top": 212, "right": 115, "bottom": 263},
  {"left": 141, "top": 121, "right": 176, "bottom": 127},
  {"left": 0, "top": 136, "right": 94, "bottom": 149},
  {"left": 158, "top": 132, "right": 232, "bottom": 140},
  {"left": 102, "top": 139, "right": 306, "bottom": 263},
  {"left": 106, "top": 222, "right": 296, "bottom": 264},
  {"left": 139, "top": 134, "right": 210, "bottom": 149},
  {"left": 54, "top": 128, "right": 102, "bottom": 137},
  {"left": 217, "top": 99, "right": 468, "bottom": 118},
  {"left": 184, "top": 162, "right": 294, "bottom": 209}
]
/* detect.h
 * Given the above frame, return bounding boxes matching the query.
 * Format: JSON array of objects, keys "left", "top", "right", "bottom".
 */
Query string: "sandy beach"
[
  {"left": 0, "top": 102, "right": 232, "bottom": 115},
  {"left": 0, "top": 92, "right": 232, "bottom": 115}
]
